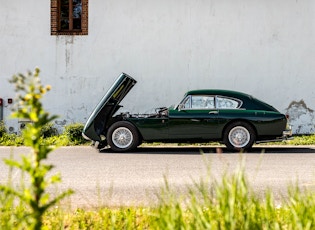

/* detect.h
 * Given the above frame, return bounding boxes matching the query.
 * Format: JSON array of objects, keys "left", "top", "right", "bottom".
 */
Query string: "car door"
[
  {"left": 215, "top": 95, "right": 245, "bottom": 130},
  {"left": 168, "top": 95, "right": 220, "bottom": 139}
]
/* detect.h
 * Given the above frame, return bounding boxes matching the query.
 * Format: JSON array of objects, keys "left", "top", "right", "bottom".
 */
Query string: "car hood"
[{"left": 82, "top": 73, "right": 137, "bottom": 141}]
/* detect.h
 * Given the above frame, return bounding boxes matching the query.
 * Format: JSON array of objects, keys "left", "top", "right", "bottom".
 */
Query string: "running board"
[{"left": 256, "top": 137, "right": 294, "bottom": 144}]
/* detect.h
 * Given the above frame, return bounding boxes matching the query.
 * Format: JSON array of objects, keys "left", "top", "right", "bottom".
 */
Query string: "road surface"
[{"left": 0, "top": 145, "right": 315, "bottom": 208}]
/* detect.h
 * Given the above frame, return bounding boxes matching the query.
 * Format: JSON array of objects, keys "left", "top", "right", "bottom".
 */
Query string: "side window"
[
  {"left": 191, "top": 96, "right": 215, "bottom": 109},
  {"left": 216, "top": 96, "right": 242, "bottom": 109},
  {"left": 51, "top": 0, "right": 88, "bottom": 35}
]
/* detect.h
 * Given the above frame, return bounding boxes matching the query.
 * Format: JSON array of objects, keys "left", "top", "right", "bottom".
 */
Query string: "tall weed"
[{"left": 0, "top": 68, "right": 73, "bottom": 229}]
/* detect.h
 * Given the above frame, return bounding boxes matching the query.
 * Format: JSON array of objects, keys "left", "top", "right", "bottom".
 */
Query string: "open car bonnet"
[{"left": 82, "top": 73, "right": 137, "bottom": 142}]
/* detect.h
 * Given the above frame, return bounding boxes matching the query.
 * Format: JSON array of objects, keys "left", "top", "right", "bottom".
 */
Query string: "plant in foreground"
[{"left": 0, "top": 68, "right": 73, "bottom": 229}]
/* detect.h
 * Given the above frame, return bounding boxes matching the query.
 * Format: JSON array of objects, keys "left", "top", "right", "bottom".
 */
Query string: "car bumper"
[
  {"left": 256, "top": 125, "right": 293, "bottom": 144},
  {"left": 282, "top": 126, "right": 293, "bottom": 138}
]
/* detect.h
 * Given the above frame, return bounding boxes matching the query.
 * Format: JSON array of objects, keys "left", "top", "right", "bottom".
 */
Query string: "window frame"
[
  {"left": 178, "top": 95, "right": 243, "bottom": 110},
  {"left": 51, "top": 0, "right": 88, "bottom": 36}
]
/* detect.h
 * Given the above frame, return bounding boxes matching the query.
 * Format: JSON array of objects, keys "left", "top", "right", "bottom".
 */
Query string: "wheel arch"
[
  {"left": 221, "top": 119, "right": 257, "bottom": 140},
  {"left": 126, "top": 120, "right": 144, "bottom": 141}
]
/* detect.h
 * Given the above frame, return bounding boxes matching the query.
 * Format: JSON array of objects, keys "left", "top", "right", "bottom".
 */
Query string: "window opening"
[
  {"left": 51, "top": 0, "right": 88, "bottom": 35},
  {"left": 60, "top": 0, "right": 82, "bottom": 31}
]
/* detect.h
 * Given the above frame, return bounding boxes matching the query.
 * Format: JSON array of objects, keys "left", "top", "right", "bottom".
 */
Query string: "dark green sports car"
[{"left": 82, "top": 73, "right": 292, "bottom": 152}]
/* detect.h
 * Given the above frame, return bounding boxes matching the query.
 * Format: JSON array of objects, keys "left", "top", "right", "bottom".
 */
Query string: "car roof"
[
  {"left": 185, "top": 89, "right": 278, "bottom": 112},
  {"left": 185, "top": 89, "right": 253, "bottom": 99}
]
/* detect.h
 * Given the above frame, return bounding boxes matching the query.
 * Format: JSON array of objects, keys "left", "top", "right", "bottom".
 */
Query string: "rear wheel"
[
  {"left": 107, "top": 121, "right": 139, "bottom": 152},
  {"left": 223, "top": 121, "right": 256, "bottom": 151}
]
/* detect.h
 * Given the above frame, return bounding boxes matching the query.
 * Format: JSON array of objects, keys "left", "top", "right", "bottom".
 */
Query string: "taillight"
[
  {"left": 285, "top": 114, "right": 290, "bottom": 119},
  {"left": 0, "top": 98, "right": 3, "bottom": 106}
]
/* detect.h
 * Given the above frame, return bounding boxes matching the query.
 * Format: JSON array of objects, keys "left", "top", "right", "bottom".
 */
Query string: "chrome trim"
[
  {"left": 256, "top": 136, "right": 294, "bottom": 144},
  {"left": 283, "top": 125, "right": 292, "bottom": 137}
]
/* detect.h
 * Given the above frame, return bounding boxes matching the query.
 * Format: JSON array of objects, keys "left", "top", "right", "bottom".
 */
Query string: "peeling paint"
[
  {"left": 55, "top": 120, "right": 67, "bottom": 126},
  {"left": 286, "top": 100, "right": 315, "bottom": 134},
  {"left": 54, "top": 120, "right": 67, "bottom": 133}
]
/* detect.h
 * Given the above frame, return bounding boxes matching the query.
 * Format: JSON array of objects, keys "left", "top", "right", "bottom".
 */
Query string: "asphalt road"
[{"left": 1, "top": 145, "right": 315, "bottom": 208}]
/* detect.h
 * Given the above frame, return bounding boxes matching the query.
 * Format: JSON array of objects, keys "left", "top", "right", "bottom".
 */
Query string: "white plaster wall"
[{"left": 0, "top": 0, "right": 314, "bottom": 134}]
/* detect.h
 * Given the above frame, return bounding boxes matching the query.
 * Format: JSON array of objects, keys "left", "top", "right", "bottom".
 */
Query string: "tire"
[
  {"left": 107, "top": 121, "right": 139, "bottom": 152},
  {"left": 223, "top": 121, "right": 256, "bottom": 151}
]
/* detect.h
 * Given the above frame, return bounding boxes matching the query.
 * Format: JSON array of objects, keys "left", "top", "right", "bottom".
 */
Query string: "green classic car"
[{"left": 82, "top": 73, "right": 292, "bottom": 152}]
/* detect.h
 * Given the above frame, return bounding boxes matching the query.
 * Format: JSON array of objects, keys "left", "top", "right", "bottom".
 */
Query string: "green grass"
[
  {"left": 285, "top": 134, "right": 315, "bottom": 145},
  {"left": 2, "top": 168, "right": 314, "bottom": 229}
]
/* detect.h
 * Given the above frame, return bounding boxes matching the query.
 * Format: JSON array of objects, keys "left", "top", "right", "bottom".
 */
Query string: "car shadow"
[{"left": 99, "top": 146, "right": 315, "bottom": 155}]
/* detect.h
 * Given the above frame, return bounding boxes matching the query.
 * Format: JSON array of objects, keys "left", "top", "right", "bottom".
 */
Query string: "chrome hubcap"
[
  {"left": 228, "top": 126, "right": 250, "bottom": 148},
  {"left": 112, "top": 127, "right": 133, "bottom": 149}
]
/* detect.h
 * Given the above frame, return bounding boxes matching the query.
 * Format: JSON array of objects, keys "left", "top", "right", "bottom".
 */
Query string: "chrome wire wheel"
[
  {"left": 112, "top": 127, "right": 133, "bottom": 149},
  {"left": 228, "top": 126, "right": 250, "bottom": 148}
]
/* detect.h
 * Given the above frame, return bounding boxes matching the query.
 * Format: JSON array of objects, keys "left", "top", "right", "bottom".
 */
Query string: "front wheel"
[
  {"left": 107, "top": 121, "right": 139, "bottom": 152},
  {"left": 223, "top": 122, "right": 256, "bottom": 151}
]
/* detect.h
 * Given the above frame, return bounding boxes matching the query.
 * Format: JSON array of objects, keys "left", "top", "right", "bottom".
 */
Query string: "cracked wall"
[{"left": 286, "top": 100, "right": 315, "bottom": 134}]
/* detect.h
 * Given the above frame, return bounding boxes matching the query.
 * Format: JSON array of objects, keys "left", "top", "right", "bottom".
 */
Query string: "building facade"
[{"left": 0, "top": 0, "right": 314, "bottom": 134}]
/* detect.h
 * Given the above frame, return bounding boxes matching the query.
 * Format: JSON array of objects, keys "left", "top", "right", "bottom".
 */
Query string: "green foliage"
[
  {"left": 41, "top": 134, "right": 70, "bottom": 146},
  {"left": 0, "top": 121, "right": 6, "bottom": 137},
  {"left": 0, "top": 122, "right": 59, "bottom": 146},
  {"left": 64, "top": 123, "right": 87, "bottom": 144},
  {"left": 0, "top": 124, "right": 88, "bottom": 146},
  {"left": 287, "top": 134, "right": 315, "bottom": 145},
  {"left": 287, "top": 185, "right": 315, "bottom": 229},
  {"left": 0, "top": 133, "right": 24, "bottom": 146},
  {"left": 41, "top": 122, "right": 58, "bottom": 138},
  {"left": 0, "top": 68, "right": 73, "bottom": 229},
  {"left": 40, "top": 207, "right": 150, "bottom": 229}
]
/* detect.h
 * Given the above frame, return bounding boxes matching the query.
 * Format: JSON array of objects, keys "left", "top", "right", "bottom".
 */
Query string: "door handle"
[{"left": 209, "top": 111, "right": 218, "bottom": 114}]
